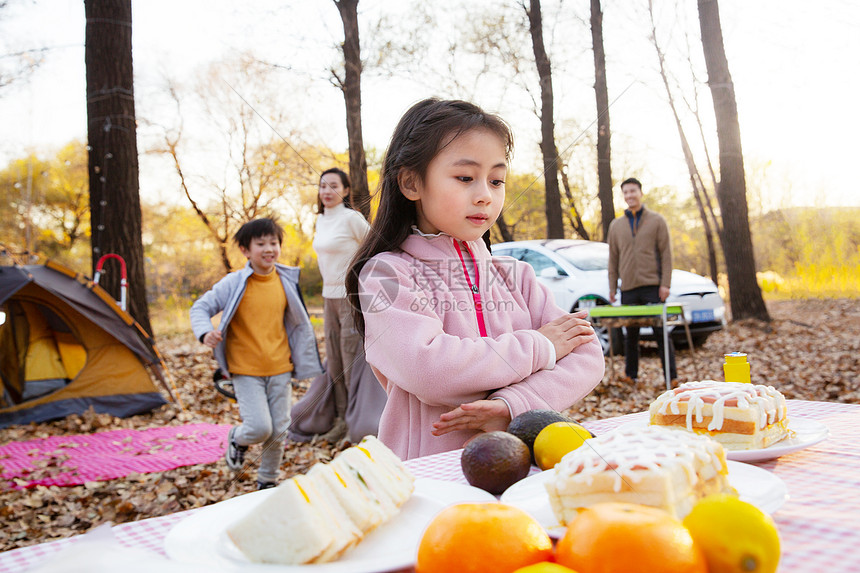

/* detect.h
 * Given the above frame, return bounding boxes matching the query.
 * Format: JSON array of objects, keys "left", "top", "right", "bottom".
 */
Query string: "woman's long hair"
[
  {"left": 345, "top": 98, "right": 513, "bottom": 335},
  {"left": 316, "top": 167, "right": 353, "bottom": 214}
]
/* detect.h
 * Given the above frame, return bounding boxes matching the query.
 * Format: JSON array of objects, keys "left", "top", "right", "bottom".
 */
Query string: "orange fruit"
[
  {"left": 555, "top": 502, "right": 707, "bottom": 573},
  {"left": 416, "top": 503, "right": 553, "bottom": 573},
  {"left": 513, "top": 563, "right": 579, "bottom": 573}
]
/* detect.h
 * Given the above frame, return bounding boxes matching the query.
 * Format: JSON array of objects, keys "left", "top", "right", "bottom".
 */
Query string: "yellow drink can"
[{"left": 723, "top": 352, "right": 751, "bottom": 383}]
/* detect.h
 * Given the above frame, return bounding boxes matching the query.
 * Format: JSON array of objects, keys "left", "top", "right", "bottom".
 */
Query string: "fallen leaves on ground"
[{"left": 0, "top": 298, "right": 857, "bottom": 552}]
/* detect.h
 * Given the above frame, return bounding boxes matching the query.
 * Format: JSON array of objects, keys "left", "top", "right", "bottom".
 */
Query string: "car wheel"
[
  {"left": 575, "top": 300, "right": 624, "bottom": 357},
  {"left": 593, "top": 324, "right": 624, "bottom": 356},
  {"left": 594, "top": 324, "right": 610, "bottom": 355},
  {"left": 691, "top": 333, "right": 710, "bottom": 347}
]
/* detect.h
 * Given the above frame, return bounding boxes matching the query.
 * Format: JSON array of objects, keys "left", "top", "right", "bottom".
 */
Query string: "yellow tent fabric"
[
  {"left": 21, "top": 301, "right": 74, "bottom": 382},
  {"left": 56, "top": 331, "right": 86, "bottom": 380},
  {"left": 0, "top": 263, "right": 172, "bottom": 427},
  {"left": 3, "top": 286, "right": 150, "bottom": 410}
]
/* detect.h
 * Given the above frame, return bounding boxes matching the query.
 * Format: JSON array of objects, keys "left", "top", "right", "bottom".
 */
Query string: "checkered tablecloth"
[{"left": 1, "top": 400, "right": 857, "bottom": 572}]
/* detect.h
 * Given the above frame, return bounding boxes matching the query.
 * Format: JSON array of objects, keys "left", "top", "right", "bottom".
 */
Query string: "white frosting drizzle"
[
  {"left": 654, "top": 380, "right": 787, "bottom": 431},
  {"left": 553, "top": 426, "right": 724, "bottom": 492}
]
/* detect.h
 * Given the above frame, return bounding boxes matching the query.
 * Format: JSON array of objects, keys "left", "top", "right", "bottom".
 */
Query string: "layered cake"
[
  {"left": 226, "top": 436, "right": 415, "bottom": 565},
  {"left": 649, "top": 380, "right": 790, "bottom": 450},
  {"left": 545, "top": 426, "right": 734, "bottom": 522}
]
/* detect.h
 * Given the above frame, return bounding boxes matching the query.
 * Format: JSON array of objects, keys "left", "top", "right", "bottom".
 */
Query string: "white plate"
[
  {"left": 619, "top": 417, "right": 830, "bottom": 462},
  {"left": 164, "top": 478, "right": 496, "bottom": 572},
  {"left": 500, "top": 460, "right": 788, "bottom": 538},
  {"left": 727, "top": 418, "right": 829, "bottom": 462}
]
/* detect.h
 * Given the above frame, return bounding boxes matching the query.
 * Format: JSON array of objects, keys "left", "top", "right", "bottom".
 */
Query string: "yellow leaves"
[
  {"left": 752, "top": 207, "right": 860, "bottom": 300},
  {"left": 777, "top": 263, "right": 860, "bottom": 299},
  {"left": 757, "top": 271, "right": 785, "bottom": 294}
]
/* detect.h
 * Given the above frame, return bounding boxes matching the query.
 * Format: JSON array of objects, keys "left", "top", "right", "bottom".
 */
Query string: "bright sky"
[{"left": 1, "top": 0, "right": 858, "bottom": 210}]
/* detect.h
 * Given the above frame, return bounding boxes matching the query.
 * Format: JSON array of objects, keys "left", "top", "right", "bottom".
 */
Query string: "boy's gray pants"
[{"left": 231, "top": 372, "right": 292, "bottom": 483}]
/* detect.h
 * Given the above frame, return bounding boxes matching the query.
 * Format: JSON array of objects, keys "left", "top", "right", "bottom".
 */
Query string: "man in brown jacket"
[{"left": 607, "top": 177, "right": 676, "bottom": 383}]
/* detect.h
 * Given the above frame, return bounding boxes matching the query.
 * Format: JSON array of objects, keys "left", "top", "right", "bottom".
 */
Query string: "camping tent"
[{"left": 0, "top": 260, "right": 177, "bottom": 428}]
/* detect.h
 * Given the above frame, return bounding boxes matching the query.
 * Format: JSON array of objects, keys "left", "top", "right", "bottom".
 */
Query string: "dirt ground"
[{"left": 1, "top": 298, "right": 857, "bottom": 552}]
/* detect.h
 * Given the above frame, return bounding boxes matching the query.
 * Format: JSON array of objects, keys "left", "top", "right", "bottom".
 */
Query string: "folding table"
[{"left": 587, "top": 303, "right": 698, "bottom": 389}]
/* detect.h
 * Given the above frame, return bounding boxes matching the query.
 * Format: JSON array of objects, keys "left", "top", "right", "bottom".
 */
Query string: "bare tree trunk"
[
  {"left": 683, "top": 49, "right": 725, "bottom": 243},
  {"left": 85, "top": 0, "right": 152, "bottom": 335},
  {"left": 495, "top": 213, "right": 514, "bottom": 242},
  {"left": 690, "top": 174, "right": 719, "bottom": 283},
  {"left": 698, "top": 0, "right": 769, "bottom": 321},
  {"left": 590, "top": 0, "right": 614, "bottom": 241},
  {"left": 163, "top": 130, "right": 232, "bottom": 272},
  {"left": 525, "top": 0, "right": 564, "bottom": 239},
  {"left": 689, "top": 113, "right": 725, "bottom": 249},
  {"left": 334, "top": 0, "right": 371, "bottom": 219},
  {"left": 688, "top": 92, "right": 724, "bottom": 243},
  {"left": 696, "top": 169, "right": 724, "bottom": 243},
  {"left": 559, "top": 165, "right": 590, "bottom": 240},
  {"left": 647, "top": 0, "right": 718, "bottom": 283}
]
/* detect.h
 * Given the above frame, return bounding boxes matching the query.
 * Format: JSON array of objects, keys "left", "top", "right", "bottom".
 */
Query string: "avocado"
[
  {"left": 460, "top": 431, "right": 531, "bottom": 495},
  {"left": 507, "top": 409, "right": 579, "bottom": 464}
]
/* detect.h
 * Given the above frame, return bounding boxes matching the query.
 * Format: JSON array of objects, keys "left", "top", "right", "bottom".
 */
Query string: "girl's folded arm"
[
  {"left": 489, "top": 338, "right": 604, "bottom": 416},
  {"left": 360, "top": 258, "right": 551, "bottom": 407},
  {"left": 488, "top": 259, "right": 605, "bottom": 414}
]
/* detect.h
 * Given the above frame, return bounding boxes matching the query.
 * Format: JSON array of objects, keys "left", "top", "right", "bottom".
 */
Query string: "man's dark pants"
[{"left": 620, "top": 285, "right": 677, "bottom": 381}]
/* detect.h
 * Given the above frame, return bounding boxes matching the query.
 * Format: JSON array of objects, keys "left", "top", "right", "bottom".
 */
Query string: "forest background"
[
  {"left": 1, "top": 0, "right": 858, "bottom": 339},
  {"left": 0, "top": 0, "right": 859, "bottom": 553}
]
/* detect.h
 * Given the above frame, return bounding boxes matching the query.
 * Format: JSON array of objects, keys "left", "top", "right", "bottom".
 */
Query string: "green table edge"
[{"left": 587, "top": 304, "right": 685, "bottom": 317}]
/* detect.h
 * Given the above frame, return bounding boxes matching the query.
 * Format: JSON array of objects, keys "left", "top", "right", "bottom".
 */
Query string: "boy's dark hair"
[
  {"left": 317, "top": 167, "right": 353, "bottom": 214},
  {"left": 345, "top": 98, "right": 513, "bottom": 335},
  {"left": 620, "top": 177, "right": 642, "bottom": 190},
  {"left": 233, "top": 218, "right": 284, "bottom": 249}
]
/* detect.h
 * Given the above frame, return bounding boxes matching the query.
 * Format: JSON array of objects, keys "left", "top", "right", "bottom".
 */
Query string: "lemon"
[
  {"left": 513, "top": 562, "right": 579, "bottom": 573},
  {"left": 683, "top": 494, "right": 780, "bottom": 573},
  {"left": 533, "top": 421, "right": 593, "bottom": 470}
]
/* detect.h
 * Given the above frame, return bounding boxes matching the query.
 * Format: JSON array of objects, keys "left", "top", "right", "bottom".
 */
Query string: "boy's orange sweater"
[{"left": 226, "top": 271, "right": 292, "bottom": 376}]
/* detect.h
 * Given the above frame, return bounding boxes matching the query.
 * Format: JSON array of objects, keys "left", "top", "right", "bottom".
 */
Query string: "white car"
[{"left": 491, "top": 239, "right": 726, "bottom": 355}]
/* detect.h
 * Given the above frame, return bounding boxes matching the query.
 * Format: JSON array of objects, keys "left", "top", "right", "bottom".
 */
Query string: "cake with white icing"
[
  {"left": 649, "top": 380, "right": 790, "bottom": 450},
  {"left": 545, "top": 425, "right": 734, "bottom": 522}
]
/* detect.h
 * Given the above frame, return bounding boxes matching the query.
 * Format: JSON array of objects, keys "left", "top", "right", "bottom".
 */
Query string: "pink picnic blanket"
[{"left": 0, "top": 424, "right": 230, "bottom": 490}]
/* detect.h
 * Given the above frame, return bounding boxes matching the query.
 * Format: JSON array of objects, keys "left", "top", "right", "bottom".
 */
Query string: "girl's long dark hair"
[
  {"left": 316, "top": 167, "right": 353, "bottom": 214},
  {"left": 345, "top": 98, "right": 513, "bottom": 335}
]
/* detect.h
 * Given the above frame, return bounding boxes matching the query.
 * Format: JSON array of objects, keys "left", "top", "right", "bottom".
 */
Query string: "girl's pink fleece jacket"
[{"left": 359, "top": 232, "right": 605, "bottom": 460}]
